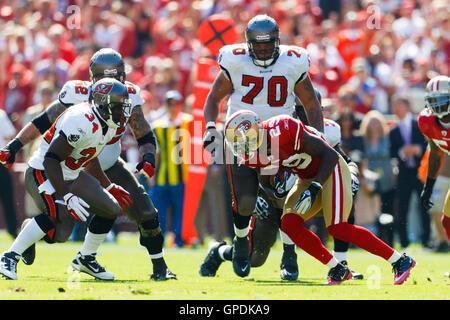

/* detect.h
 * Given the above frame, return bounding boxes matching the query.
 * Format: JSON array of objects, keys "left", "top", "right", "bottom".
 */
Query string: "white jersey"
[
  {"left": 219, "top": 44, "right": 310, "bottom": 121},
  {"left": 28, "top": 103, "right": 116, "bottom": 181},
  {"left": 58, "top": 80, "right": 144, "bottom": 170}
]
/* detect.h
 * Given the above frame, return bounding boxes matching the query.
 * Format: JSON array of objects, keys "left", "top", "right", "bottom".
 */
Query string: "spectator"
[
  {"left": 35, "top": 45, "right": 70, "bottom": 89},
  {"left": 148, "top": 90, "right": 192, "bottom": 248},
  {"left": 0, "top": 108, "right": 18, "bottom": 238},
  {"left": 389, "top": 95, "right": 430, "bottom": 249}
]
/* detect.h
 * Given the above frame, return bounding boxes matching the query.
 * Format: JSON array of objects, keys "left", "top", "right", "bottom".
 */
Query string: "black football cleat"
[
  {"left": 327, "top": 262, "right": 353, "bottom": 285},
  {"left": 199, "top": 241, "right": 226, "bottom": 277},
  {"left": 341, "top": 260, "right": 363, "bottom": 280},
  {"left": 232, "top": 236, "right": 251, "bottom": 278},
  {"left": 150, "top": 268, "right": 177, "bottom": 281},
  {"left": 280, "top": 250, "right": 298, "bottom": 281},
  {"left": 20, "top": 219, "right": 36, "bottom": 265},
  {"left": 392, "top": 253, "right": 416, "bottom": 285}
]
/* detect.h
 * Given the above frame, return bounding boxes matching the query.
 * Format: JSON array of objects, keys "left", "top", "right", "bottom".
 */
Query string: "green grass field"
[{"left": 0, "top": 231, "right": 448, "bottom": 300}]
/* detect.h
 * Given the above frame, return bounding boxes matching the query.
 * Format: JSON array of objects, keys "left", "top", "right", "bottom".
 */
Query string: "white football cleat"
[
  {"left": 71, "top": 252, "right": 114, "bottom": 280},
  {"left": 0, "top": 251, "right": 21, "bottom": 280}
]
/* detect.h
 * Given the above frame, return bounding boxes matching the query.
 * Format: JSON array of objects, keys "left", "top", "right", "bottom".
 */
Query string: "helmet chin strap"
[
  {"left": 253, "top": 58, "right": 274, "bottom": 67},
  {"left": 93, "top": 106, "right": 118, "bottom": 129}
]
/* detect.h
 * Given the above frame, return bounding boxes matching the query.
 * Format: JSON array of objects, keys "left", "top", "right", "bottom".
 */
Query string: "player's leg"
[
  {"left": 323, "top": 157, "right": 416, "bottom": 285},
  {"left": 105, "top": 158, "right": 176, "bottom": 280},
  {"left": 331, "top": 202, "right": 364, "bottom": 279},
  {"left": 68, "top": 171, "right": 122, "bottom": 280},
  {"left": 0, "top": 168, "right": 60, "bottom": 279},
  {"left": 428, "top": 177, "right": 450, "bottom": 252},
  {"left": 281, "top": 179, "right": 351, "bottom": 284},
  {"left": 442, "top": 188, "right": 450, "bottom": 240},
  {"left": 226, "top": 160, "right": 260, "bottom": 277}
]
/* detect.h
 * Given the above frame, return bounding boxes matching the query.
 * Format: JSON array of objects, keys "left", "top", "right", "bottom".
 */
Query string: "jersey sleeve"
[
  {"left": 57, "top": 111, "right": 91, "bottom": 148},
  {"left": 126, "top": 81, "right": 144, "bottom": 107},
  {"left": 281, "top": 117, "right": 304, "bottom": 151},
  {"left": 58, "top": 80, "right": 90, "bottom": 106},
  {"left": 218, "top": 44, "right": 245, "bottom": 80},
  {"left": 417, "top": 108, "right": 433, "bottom": 139},
  {"left": 287, "top": 46, "right": 311, "bottom": 83}
]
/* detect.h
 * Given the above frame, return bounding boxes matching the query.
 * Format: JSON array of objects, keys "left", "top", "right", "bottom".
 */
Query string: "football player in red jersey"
[
  {"left": 0, "top": 48, "right": 175, "bottom": 281},
  {"left": 223, "top": 110, "right": 416, "bottom": 285},
  {"left": 418, "top": 76, "right": 450, "bottom": 257}
]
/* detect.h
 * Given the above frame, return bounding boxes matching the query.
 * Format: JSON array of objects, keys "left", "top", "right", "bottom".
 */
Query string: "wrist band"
[{"left": 206, "top": 121, "right": 216, "bottom": 129}]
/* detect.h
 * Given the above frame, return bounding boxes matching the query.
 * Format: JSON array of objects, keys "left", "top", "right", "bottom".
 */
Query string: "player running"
[
  {"left": 0, "top": 48, "right": 175, "bottom": 280},
  {"left": 0, "top": 79, "right": 131, "bottom": 280},
  {"left": 222, "top": 110, "right": 416, "bottom": 285},
  {"left": 418, "top": 75, "right": 450, "bottom": 275},
  {"left": 203, "top": 14, "right": 323, "bottom": 278},
  {"left": 200, "top": 90, "right": 364, "bottom": 281}
]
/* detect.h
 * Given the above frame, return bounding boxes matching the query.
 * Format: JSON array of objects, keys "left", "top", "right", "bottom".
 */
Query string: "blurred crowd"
[{"left": 0, "top": 0, "right": 448, "bottom": 250}]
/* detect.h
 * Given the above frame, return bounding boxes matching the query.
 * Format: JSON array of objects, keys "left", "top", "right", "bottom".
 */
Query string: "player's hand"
[
  {"left": 294, "top": 181, "right": 322, "bottom": 215},
  {"left": 273, "top": 171, "right": 297, "bottom": 199},
  {"left": 63, "top": 193, "right": 90, "bottom": 222},
  {"left": 203, "top": 122, "right": 222, "bottom": 153},
  {"left": 135, "top": 152, "right": 156, "bottom": 179},
  {"left": 253, "top": 196, "right": 269, "bottom": 220},
  {"left": 106, "top": 183, "right": 132, "bottom": 210},
  {"left": 0, "top": 139, "right": 23, "bottom": 170},
  {"left": 348, "top": 161, "right": 359, "bottom": 196},
  {"left": 420, "top": 178, "right": 436, "bottom": 211}
]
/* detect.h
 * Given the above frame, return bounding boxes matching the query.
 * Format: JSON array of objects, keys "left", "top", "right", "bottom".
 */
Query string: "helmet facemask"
[
  {"left": 425, "top": 94, "right": 449, "bottom": 119},
  {"left": 245, "top": 15, "right": 280, "bottom": 68}
]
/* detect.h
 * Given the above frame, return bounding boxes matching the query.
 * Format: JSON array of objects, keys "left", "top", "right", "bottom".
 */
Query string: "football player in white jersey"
[
  {"left": 200, "top": 90, "right": 364, "bottom": 281},
  {"left": 202, "top": 14, "right": 323, "bottom": 278},
  {"left": 0, "top": 79, "right": 132, "bottom": 280},
  {"left": 0, "top": 48, "right": 176, "bottom": 281},
  {"left": 418, "top": 75, "right": 450, "bottom": 258}
]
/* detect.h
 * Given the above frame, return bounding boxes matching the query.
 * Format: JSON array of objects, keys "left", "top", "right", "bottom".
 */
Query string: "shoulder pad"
[
  {"left": 218, "top": 43, "right": 249, "bottom": 77},
  {"left": 279, "top": 45, "right": 310, "bottom": 82},
  {"left": 59, "top": 80, "right": 91, "bottom": 106},
  {"left": 125, "top": 81, "right": 144, "bottom": 107}
]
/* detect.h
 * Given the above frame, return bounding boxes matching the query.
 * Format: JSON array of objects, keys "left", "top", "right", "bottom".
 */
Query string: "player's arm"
[
  {"left": 0, "top": 99, "right": 69, "bottom": 168},
  {"left": 84, "top": 157, "right": 132, "bottom": 210},
  {"left": 335, "top": 143, "right": 359, "bottom": 195},
  {"left": 293, "top": 130, "right": 338, "bottom": 215},
  {"left": 294, "top": 75, "right": 324, "bottom": 133},
  {"left": 128, "top": 105, "right": 157, "bottom": 178},
  {"left": 203, "top": 70, "right": 233, "bottom": 124},
  {"left": 203, "top": 71, "right": 233, "bottom": 151},
  {"left": 84, "top": 157, "right": 112, "bottom": 188},
  {"left": 420, "top": 138, "right": 443, "bottom": 210},
  {"left": 301, "top": 130, "right": 339, "bottom": 186}
]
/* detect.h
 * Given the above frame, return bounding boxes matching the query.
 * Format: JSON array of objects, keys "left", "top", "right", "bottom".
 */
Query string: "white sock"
[
  {"left": 388, "top": 250, "right": 402, "bottom": 264},
  {"left": 234, "top": 221, "right": 251, "bottom": 238},
  {"left": 326, "top": 257, "right": 339, "bottom": 268},
  {"left": 149, "top": 250, "right": 164, "bottom": 260},
  {"left": 333, "top": 251, "right": 348, "bottom": 263},
  {"left": 80, "top": 231, "right": 108, "bottom": 256},
  {"left": 9, "top": 218, "right": 45, "bottom": 255},
  {"left": 279, "top": 229, "right": 295, "bottom": 245},
  {"left": 218, "top": 245, "right": 232, "bottom": 261}
]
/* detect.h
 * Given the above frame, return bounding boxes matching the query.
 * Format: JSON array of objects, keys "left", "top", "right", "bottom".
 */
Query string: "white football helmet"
[
  {"left": 224, "top": 110, "right": 262, "bottom": 163},
  {"left": 425, "top": 75, "right": 449, "bottom": 119}
]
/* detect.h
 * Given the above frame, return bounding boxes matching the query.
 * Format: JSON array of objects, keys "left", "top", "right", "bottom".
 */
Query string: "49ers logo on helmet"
[{"left": 236, "top": 120, "right": 252, "bottom": 137}]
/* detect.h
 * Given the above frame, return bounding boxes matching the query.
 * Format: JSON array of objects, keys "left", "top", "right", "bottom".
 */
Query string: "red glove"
[
  {"left": 0, "top": 139, "right": 23, "bottom": 170},
  {"left": 106, "top": 183, "right": 132, "bottom": 210},
  {"left": 135, "top": 153, "right": 156, "bottom": 179}
]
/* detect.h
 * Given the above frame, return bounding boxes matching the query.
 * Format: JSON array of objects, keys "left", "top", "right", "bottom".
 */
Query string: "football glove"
[
  {"left": 203, "top": 122, "right": 222, "bottom": 152},
  {"left": 63, "top": 193, "right": 90, "bottom": 222},
  {"left": 0, "top": 139, "right": 23, "bottom": 170},
  {"left": 348, "top": 162, "right": 360, "bottom": 196},
  {"left": 273, "top": 171, "right": 297, "bottom": 199},
  {"left": 135, "top": 152, "right": 156, "bottom": 179},
  {"left": 294, "top": 181, "right": 322, "bottom": 215},
  {"left": 253, "top": 196, "right": 269, "bottom": 220},
  {"left": 420, "top": 178, "right": 436, "bottom": 211},
  {"left": 106, "top": 183, "right": 132, "bottom": 210}
]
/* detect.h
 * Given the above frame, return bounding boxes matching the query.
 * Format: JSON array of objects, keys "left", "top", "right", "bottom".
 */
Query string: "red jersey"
[
  {"left": 418, "top": 108, "right": 450, "bottom": 155},
  {"left": 244, "top": 115, "right": 326, "bottom": 179}
]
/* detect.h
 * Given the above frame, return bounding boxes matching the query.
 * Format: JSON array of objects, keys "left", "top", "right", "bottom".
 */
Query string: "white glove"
[
  {"left": 63, "top": 193, "right": 90, "bottom": 222},
  {"left": 293, "top": 181, "right": 322, "bottom": 215},
  {"left": 348, "top": 162, "right": 360, "bottom": 196},
  {"left": 273, "top": 171, "right": 297, "bottom": 199},
  {"left": 253, "top": 196, "right": 269, "bottom": 220}
]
